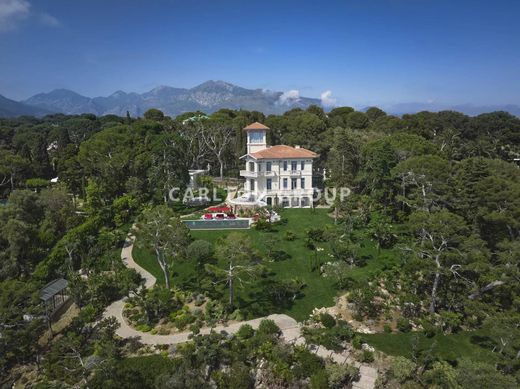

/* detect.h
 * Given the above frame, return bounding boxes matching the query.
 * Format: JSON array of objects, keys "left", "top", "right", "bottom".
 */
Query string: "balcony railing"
[
  {"left": 240, "top": 170, "right": 277, "bottom": 178},
  {"left": 240, "top": 170, "right": 257, "bottom": 178}
]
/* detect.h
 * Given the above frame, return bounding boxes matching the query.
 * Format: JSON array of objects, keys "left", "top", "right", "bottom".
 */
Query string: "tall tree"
[
  {"left": 0, "top": 149, "right": 29, "bottom": 190},
  {"left": 200, "top": 122, "right": 234, "bottom": 180},
  {"left": 134, "top": 205, "right": 190, "bottom": 289},
  {"left": 408, "top": 210, "right": 475, "bottom": 313},
  {"left": 207, "top": 233, "right": 262, "bottom": 309}
]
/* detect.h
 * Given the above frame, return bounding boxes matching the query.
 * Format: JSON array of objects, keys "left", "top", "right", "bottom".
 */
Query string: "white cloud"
[
  {"left": 320, "top": 90, "right": 337, "bottom": 107},
  {"left": 0, "top": 0, "right": 30, "bottom": 31},
  {"left": 39, "top": 12, "right": 60, "bottom": 27},
  {"left": 277, "top": 89, "right": 301, "bottom": 105},
  {"left": 0, "top": 0, "right": 60, "bottom": 32}
]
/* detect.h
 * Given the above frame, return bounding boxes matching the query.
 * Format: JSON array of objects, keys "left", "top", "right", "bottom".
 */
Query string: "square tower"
[{"left": 244, "top": 122, "right": 269, "bottom": 154}]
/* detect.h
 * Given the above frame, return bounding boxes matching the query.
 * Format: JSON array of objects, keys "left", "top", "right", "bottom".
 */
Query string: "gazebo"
[{"left": 40, "top": 278, "right": 69, "bottom": 318}]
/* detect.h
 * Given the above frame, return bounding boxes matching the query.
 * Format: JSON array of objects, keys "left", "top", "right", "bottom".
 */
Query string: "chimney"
[{"left": 295, "top": 145, "right": 301, "bottom": 149}]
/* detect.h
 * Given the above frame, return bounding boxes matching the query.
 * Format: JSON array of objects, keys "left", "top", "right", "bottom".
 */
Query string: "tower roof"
[{"left": 243, "top": 122, "right": 270, "bottom": 131}]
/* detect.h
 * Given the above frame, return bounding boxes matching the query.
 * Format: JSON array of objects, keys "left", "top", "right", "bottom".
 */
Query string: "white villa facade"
[{"left": 238, "top": 122, "right": 317, "bottom": 208}]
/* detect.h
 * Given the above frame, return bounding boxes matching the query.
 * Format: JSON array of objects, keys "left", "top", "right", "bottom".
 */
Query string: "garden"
[{"left": 132, "top": 208, "right": 400, "bottom": 322}]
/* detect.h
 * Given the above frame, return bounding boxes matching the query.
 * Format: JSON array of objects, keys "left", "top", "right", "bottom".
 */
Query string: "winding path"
[
  {"left": 103, "top": 228, "right": 377, "bottom": 389},
  {"left": 103, "top": 229, "right": 299, "bottom": 344}
]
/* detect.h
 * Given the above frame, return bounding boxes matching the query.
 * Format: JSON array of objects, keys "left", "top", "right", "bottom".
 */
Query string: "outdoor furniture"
[
  {"left": 215, "top": 213, "right": 226, "bottom": 219},
  {"left": 203, "top": 213, "right": 213, "bottom": 220}
]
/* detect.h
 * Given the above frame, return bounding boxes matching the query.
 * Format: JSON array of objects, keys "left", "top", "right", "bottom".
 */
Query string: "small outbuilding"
[{"left": 40, "top": 278, "right": 69, "bottom": 318}]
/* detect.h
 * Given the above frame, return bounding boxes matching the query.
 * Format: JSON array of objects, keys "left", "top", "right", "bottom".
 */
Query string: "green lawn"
[
  {"left": 362, "top": 329, "right": 498, "bottom": 364},
  {"left": 133, "top": 208, "right": 400, "bottom": 321}
]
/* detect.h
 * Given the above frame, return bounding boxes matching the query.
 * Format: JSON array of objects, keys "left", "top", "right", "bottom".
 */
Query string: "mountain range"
[
  {"left": 0, "top": 80, "right": 519, "bottom": 118},
  {"left": 1, "top": 81, "right": 320, "bottom": 118}
]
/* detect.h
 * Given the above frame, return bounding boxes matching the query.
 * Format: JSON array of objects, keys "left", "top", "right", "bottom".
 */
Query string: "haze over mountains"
[{"left": 0, "top": 80, "right": 519, "bottom": 118}]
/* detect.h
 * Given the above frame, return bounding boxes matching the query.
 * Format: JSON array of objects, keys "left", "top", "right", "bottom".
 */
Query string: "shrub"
[
  {"left": 255, "top": 219, "right": 273, "bottom": 231},
  {"left": 352, "top": 336, "right": 362, "bottom": 350},
  {"left": 305, "top": 238, "right": 316, "bottom": 250},
  {"left": 284, "top": 231, "right": 296, "bottom": 241},
  {"left": 135, "top": 324, "right": 151, "bottom": 332},
  {"left": 171, "top": 311, "right": 196, "bottom": 330},
  {"left": 270, "top": 250, "right": 291, "bottom": 261},
  {"left": 397, "top": 317, "right": 412, "bottom": 332},
  {"left": 310, "top": 370, "right": 329, "bottom": 389},
  {"left": 326, "top": 363, "right": 360, "bottom": 388},
  {"left": 189, "top": 323, "right": 201, "bottom": 335},
  {"left": 293, "top": 346, "right": 324, "bottom": 378},
  {"left": 258, "top": 319, "right": 281, "bottom": 336},
  {"left": 320, "top": 313, "right": 336, "bottom": 329},
  {"left": 236, "top": 324, "right": 255, "bottom": 339},
  {"left": 307, "top": 227, "right": 326, "bottom": 242},
  {"left": 187, "top": 240, "right": 213, "bottom": 266},
  {"left": 360, "top": 350, "right": 374, "bottom": 363},
  {"left": 383, "top": 324, "right": 392, "bottom": 333},
  {"left": 390, "top": 356, "right": 416, "bottom": 383},
  {"left": 421, "top": 318, "right": 437, "bottom": 338}
]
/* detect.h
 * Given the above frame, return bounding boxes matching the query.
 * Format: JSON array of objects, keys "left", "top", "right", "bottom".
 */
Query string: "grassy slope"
[
  {"left": 362, "top": 329, "right": 498, "bottom": 364},
  {"left": 133, "top": 208, "right": 400, "bottom": 321},
  {"left": 131, "top": 209, "right": 498, "bottom": 364}
]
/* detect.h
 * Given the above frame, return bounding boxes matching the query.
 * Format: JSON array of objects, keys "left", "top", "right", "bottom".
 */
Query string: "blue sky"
[{"left": 1, "top": 0, "right": 519, "bottom": 107}]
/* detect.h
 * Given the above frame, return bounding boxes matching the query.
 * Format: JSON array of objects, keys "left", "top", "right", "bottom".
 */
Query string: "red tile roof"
[
  {"left": 250, "top": 145, "right": 318, "bottom": 159},
  {"left": 243, "top": 122, "right": 270, "bottom": 131}
]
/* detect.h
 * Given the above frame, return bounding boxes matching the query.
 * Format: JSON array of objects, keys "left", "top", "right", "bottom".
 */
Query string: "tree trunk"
[
  {"left": 219, "top": 157, "right": 224, "bottom": 181},
  {"left": 228, "top": 262, "right": 234, "bottom": 308},
  {"left": 429, "top": 256, "right": 441, "bottom": 313},
  {"left": 156, "top": 248, "right": 171, "bottom": 289}
]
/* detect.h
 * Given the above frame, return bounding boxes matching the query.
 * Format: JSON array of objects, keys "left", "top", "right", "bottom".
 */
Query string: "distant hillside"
[
  {"left": 2, "top": 81, "right": 520, "bottom": 118},
  {"left": 0, "top": 94, "right": 50, "bottom": 118},
  {"left": 381, "top": 102, "right": 520, "bottom": 118},
  {"left": 20, "top": 80, "right": 321, "bottom": 117}
]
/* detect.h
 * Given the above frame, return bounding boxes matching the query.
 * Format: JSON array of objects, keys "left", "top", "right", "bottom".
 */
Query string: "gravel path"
[{"left": 103, "top": 227, "right": 377, "bottom": 388}]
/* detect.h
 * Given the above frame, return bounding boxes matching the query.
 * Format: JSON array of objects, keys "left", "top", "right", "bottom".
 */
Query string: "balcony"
[
  {"left": 289, "top": 170, "right": 301, "bottom": 177},
  {"left": 240, "top": 170, "right": 258, "bottom": 178},
  {"left": 240, "top": 170, "right": 277, "bottom": 178}
]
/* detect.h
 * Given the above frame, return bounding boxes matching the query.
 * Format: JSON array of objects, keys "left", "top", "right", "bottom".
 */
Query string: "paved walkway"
[
  {"left": 103, "top": 228, "right": 299, "bottom": 344},
  {"left": 103, "top": 227, "right": 377, "bottom": 389}
]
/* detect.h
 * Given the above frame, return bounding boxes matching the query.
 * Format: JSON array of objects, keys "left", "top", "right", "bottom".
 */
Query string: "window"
[
  {"left": 301, "top": 161, "right": 305, "bottom": 170},
  {"left": 291, "top": 161, "right": 297, "bottom": 171},
  {"left": 291, "top": 197, "right": 299, "bottom": 207},
  {"left": 282, "top": 197, "right": 289, "bottom": 207},
  {"left": 283, "top": 178, "right": 288, "bottom": 189},
  {"left": 266, "top": 161, "right": 272, "bottom": 171},
  {"left": 283, "top": 161, "right": 288, "bottom": 171},
  {"left": 301, "top": 177, "right": 305, "bottom": 189},
  {"left": 266, "top": 178, "right": 272, "bottom": 190},
  {"left": 291, "top": 178, "right": 297, "bottom": 189},
  {"left": 258, "top": 163, "right": 262, "bottom": 172},
  {"left": 250, "top": 179, "right": 255, "bottom": 191},
  {"left": 248, "top": 162, "right": 255, "bottom": 172},
  {"left": 249, "top": 131, "right": 264, "bottom": 144}
]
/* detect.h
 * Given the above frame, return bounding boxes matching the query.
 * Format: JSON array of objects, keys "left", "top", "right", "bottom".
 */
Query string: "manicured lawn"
[
  {"left": 362, "top": 329, "right": 498, "bottom": 364},
  {"left": 133, "top": 208, "right": 400, "bottom": 321}
]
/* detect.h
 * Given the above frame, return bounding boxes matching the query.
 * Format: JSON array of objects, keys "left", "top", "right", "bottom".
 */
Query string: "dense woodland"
[{"left": 0, "top": 106, "right": 519, "bottom": 388}]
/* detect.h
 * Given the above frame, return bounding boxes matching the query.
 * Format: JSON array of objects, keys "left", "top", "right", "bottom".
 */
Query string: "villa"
[{"left": 236, "top": 122, "right": 317, "bottom": 208}]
